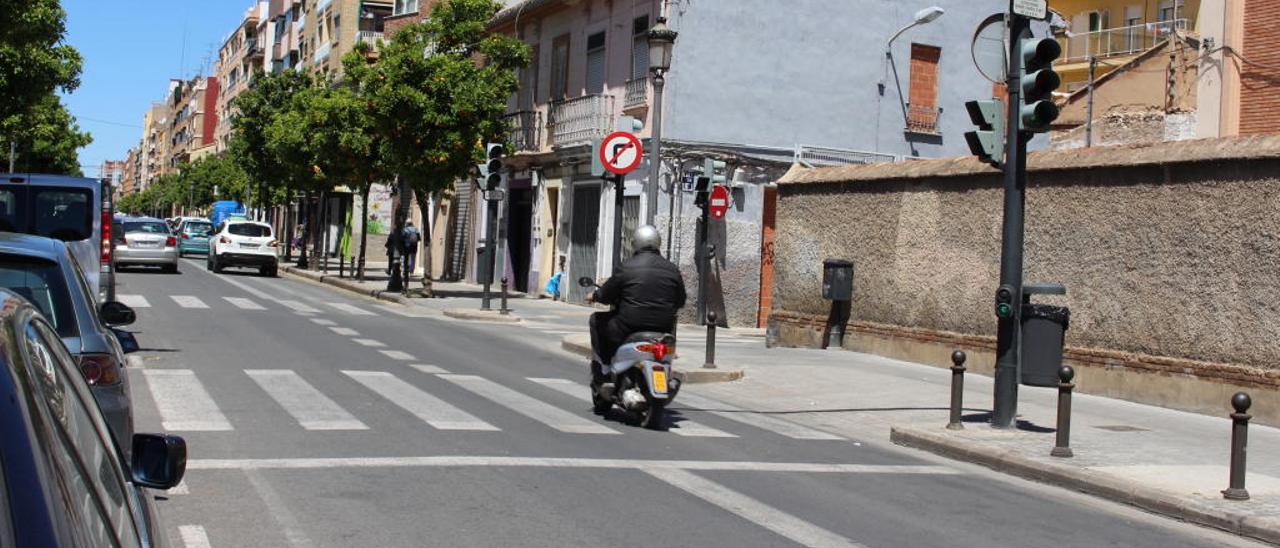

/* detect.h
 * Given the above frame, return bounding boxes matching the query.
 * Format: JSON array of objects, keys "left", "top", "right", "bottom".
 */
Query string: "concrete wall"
[
  {"left": 770, "top": 135, "right": 1280, "bottom": 423},
  {"left": 663, "top": 0, "right": 1007, "bottom": 159}
]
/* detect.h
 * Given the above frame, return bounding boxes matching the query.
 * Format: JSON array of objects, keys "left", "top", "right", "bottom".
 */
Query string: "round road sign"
[
  {"left": 709, "top": 185, "right": 730, "bottom": 219},
  {"left": 599, "top": 131, "right": 644, "bottom": 175}
]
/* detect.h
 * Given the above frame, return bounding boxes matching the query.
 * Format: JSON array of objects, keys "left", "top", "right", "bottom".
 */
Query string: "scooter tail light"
[{"left": 651, "top": 344, "right": 668, "bottom": 361}]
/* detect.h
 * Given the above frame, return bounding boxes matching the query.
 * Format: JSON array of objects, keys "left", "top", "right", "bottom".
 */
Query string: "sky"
[{"left": 60, "top": 0, "right": 249, "bottom": 176}]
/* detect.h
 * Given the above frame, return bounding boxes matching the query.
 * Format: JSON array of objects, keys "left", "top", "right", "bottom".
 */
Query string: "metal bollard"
[
  {"left": 703, "top": 311, "right": 717, "bottom": 369},
  {"left": 500, "top": 277, "right": 510, "bottom": 315},
  {"left": 1223, "top": 392, "right": 1252, "bottom": 500},
  {"left": 1051, "top": 365, "right": 1075, "bottom": 458},
  {"left": 947, "top": 350, "right": 967, "bottom": 430}
]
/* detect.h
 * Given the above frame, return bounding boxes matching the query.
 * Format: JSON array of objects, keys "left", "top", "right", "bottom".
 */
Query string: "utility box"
[
  {"left": 1020, "top": 283, "right": 1069, "bottom": 387},
  {"left": 822, "top": 259, "right": 854, "bottom": 301},
  {"left": 476, "top": 242, "right": 494, "bottom": 285}
]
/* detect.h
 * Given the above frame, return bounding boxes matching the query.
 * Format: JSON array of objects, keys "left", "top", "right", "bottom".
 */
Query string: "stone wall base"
[{"left": 768, "top": 311, "right": 1280, "bottom": 427}]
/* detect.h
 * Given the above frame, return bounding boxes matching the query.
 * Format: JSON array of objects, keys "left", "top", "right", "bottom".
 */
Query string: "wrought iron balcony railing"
[
  {"left": 905, "top": 103, "right": 942, "bottom": 135},
  {"left": 548, "top": 94, "right": 615, "bottom": 148},
  {"left": 624, "top": 78, "right": 648, "bottom": 110},
  {"left": 504, "top": 110, "right": 542, "bottom": 152}
]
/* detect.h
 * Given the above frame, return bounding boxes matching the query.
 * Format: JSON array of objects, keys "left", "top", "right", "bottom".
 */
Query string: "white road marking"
[
  {"left": 167, "top": 479, "right": 189, "bottom": 495},
  {"left": 439, "top": 374, "right": 619, "bottom": 435},
  {"left": 527, "top": 377, "right": 737, "bottom": 438},
  {"left": 277, "top": 300, "right": 320, "bottom": 314},
  {"left": 223, "top": 297, "right": 266, "bottom": 310},
  {"left": 379, "top": 350, "right": 416, "bottom": 361},
  {"left": 309, "top": 318, "right": 337, "bottom": 326},
  {"left": 329, "top": 327, "right": 359, "bottom": 336},
  {"left": 171, "top": 295, "right": 209, "bottom": 309},
  {"left": 646, "top": 468, "right": 863, "bottom": 548},
  {"left": 343, "top": 371, "right": 498, "bottom": 431},
  {"left": 179, "top": 525, "right": 212, "bottom": 548},
  {"left": 327, "top": 302, "right": 375, "bottom": 316},
  {"left": 410, "top": 364, "right": 449, "bottom": 374},
  {"left": 117, "top": 294, "right": 151, "bottom": 308},
  {"left": 676, "top": 393, "right": 844, "bottom": 441},
  {"left": 141, "top": 370, "right": 232, "bottom": 431},
  {"left": 191, "top": 262, "right": 275, "bottom": 300},
  {"left": 186, "top": 455, "right": 957, "bottom": 474},
  {"left": 246, "top": 370, "right": 368, "bottom": 430},
  {"left": 377, "top": 304, "right": 435, "bottom": 318},
  {"left": 352, "top": 338, "right": 386, "bottom": 347},
  {"left": 245, "top": 469, "right": 315, "bottom": 548}
]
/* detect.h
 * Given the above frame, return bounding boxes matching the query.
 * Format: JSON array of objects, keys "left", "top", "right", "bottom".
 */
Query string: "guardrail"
[{"left": 1058, "top": 19, "right": 1188, "bottom": 63}]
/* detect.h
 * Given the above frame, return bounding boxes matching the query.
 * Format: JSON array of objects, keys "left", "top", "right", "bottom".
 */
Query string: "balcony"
[
  {"left": 548, "top": 94, "right": 615, "bottom": 148},
  {"left": 504, "top": 110, "right": 542, "bottom": 152},
  {"left": 355, "top": 30, "right": 385, "bottom": 53},
  {"left": 905, "top": 103, "right": 941, "bottom": 135},
  {"left": 1058, "top": 19, "right": 1189, "bottom": 63},
  {"left": 623, "top": 78, "right": 648, "bottom": 111},
  {"left": 313, "top": 41, "right": 331, "bottom": 65},
  {"left": 316, "top": 0, "right": 332, "bottom": 13}
]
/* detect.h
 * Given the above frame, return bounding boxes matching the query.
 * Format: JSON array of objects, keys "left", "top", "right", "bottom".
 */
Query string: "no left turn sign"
[{"left": 599, "top": 131, "right": 644, "bottom": 176}]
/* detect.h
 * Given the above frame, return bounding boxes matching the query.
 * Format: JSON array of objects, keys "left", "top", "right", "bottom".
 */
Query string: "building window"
[
  {"left": 585, "top": 31, "right": 606, "bottom": 94},
  {"left": 550, "top": 33, "right": 570, "bottom": 100},
  {"left": 394, "top": 0, "right": 419, "bottom": 16},
  {"left": 519, "top": 44, "right": 539, "bottom": 109},
  {"left": 906, "top": 43, "right": 941, "bottom": 134},
  {"left": 631, "top": 15, "right": 649, "bottom": 80}
]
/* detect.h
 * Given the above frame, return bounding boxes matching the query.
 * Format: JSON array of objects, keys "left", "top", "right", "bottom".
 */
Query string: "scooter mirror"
[{"left": 577, "top": 276, "right": 595, "bottom": 287}]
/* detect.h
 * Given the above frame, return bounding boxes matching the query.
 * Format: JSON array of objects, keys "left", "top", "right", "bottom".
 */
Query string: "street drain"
[{"left": 1094, "top": 425, "right": 1149, "bottom": 432}]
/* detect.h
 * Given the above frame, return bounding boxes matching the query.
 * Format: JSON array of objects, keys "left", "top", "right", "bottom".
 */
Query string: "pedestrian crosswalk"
[
  {"left": 137, "top": 366, "right": 845, "bottom": 443},
  {"left": 116, "top": 292, "right": 384, "bottom": 317},
  {"left": 171, "top": 295, "right": 210, "bottom": 309},
  {"left": 224, "top": 297, "right": 266, "bottom": 310}
]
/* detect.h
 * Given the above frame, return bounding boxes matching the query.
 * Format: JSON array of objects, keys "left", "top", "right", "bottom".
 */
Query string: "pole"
[
  {"left": 481, "top": 184, "right": 497, "bottom": 309},
  {"left": 647, "top": 70, "right": 665, "bottom": 227},
  {"left": 695, "top": 189, "right": 709, "bottom": 323},
  {"left": 8, "top": 140, "right": 14, "bottom": 172},
  {"left": 1085, "top": 56, "right": 1097, "bottom": 148},
  {"left": 612, "top": 173, "right": 625, "bottom": 272},
  {"left": 993, "top": 13, "right": 1030, "bottom": 429}
]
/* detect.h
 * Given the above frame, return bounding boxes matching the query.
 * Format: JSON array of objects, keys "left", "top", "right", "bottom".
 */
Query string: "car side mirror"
[
  {"left": 577, "top": 276, "right": 595, "bottom": 287},
  {"left": 99, "top": 301, "right": 136, "bottom": 327},
  {"left": 131, "top": 434, "right": 187, "bottom": 490},
  {"left": 112, "top": 328, "right": 139, "bottom": 354}
]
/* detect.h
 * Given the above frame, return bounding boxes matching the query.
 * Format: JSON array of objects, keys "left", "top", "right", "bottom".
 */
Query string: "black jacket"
[{"left": 597, "top": 250, "right": 687, "bottom": 330}]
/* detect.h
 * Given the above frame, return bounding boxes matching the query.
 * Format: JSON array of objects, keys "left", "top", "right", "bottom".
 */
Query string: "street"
[{"left": 117, "top": 262, "right": 1260, "bottom": 548}]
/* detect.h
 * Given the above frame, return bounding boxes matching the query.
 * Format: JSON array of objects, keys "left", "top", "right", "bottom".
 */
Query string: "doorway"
[
  {"left": 568, "top": 184, "right": 601, "bottom": 303},
  {"left": 506, "top": 188, "right": 533, "bottom": 292}
]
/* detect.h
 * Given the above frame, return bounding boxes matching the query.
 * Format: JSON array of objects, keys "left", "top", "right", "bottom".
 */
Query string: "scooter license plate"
[{"left": 651, "top": 371, "right": 668, "bottom": 393}]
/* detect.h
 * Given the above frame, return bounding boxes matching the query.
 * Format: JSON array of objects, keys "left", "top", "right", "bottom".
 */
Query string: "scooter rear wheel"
[{"left": 640, "top": 400, "right": 665, "bottom": 430}]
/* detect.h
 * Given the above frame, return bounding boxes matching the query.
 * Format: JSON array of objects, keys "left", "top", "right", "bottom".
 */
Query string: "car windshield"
[
  {"left": 0, "top": 255, "right": 78, "bottom": 337},
  {"left": 228, "top": 224, "right": 270, "bottom": 237},
  {"left": 184, "top": 222, "right": 213, "bottom": 236},
  {"left": 124, "top": 221, "right": 171, "bottom": 234}
]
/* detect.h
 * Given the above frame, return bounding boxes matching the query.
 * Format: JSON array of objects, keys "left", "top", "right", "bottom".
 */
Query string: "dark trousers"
[{"left": 589, "top": 310, "right": 629, "bottom": 368}]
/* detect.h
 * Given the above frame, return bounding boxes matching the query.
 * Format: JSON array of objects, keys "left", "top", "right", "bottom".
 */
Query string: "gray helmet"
[{"left": 633, "top": 225, "right": 661, "bottom": 253}]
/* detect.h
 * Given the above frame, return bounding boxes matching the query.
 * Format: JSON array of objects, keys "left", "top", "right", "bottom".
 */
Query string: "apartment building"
[
  {"left": 1050, "top": 0, "right": 1200, "bottom": 90},
  {"left": 98, "top": 160, "right": 125, "bottom": 201},
  {"left": 215, "top": 2, "right": 268, "bottom": 153},
  {"left": 139, "top": 94, "right": 175, "bottom": 191},
  {"left": 1198, "top": 0, "right": 1280, "bottom": 137},
  {"left": 478, "top": 0, "right": 1007, "bottom": 327},
  {"left": 298, "top": 0, "right": 392, "bottom": 79},
  {"left": 120, "top": 148, "right": 140, "bottom": 198},
  {"left": 168, "top": 76, "right": 220, "bottom": 169}
]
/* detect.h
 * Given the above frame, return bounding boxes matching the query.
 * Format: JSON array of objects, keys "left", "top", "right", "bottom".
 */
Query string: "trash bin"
[
  {"left": 822, "top": 259, "right": 853, "bottom": 301},
  {"left": 476, "top": 243, "right": 493, "bottom": 285},
  {"left": 1021, "top": 303, "right": 1070, "bottom": 387}
]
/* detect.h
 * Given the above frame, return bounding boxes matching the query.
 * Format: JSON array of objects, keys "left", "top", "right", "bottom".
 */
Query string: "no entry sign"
[
  {"left": 599, "top": 131, "right": 644, "bottom": 175},
  {"left": 708, "top": 185, "right": 730, "bottom": 219}
]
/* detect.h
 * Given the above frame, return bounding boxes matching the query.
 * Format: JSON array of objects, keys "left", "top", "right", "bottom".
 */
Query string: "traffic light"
[
  {"left": 483, "top": 143, "right": 505, "bottom": 191},
  {"left": 1018, "top": 32, "right": 1062, "bottom": 133},
  {"left": 703, "top": 159, "right": 726, "bottom": 186},
  {"left": 964, "top": 100, "right": 1005, "bottom": 167}
]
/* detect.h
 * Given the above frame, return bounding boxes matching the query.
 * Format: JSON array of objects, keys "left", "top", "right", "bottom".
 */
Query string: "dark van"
[{"left": 0, "top": 174, "right": 115, "bottom": 303}]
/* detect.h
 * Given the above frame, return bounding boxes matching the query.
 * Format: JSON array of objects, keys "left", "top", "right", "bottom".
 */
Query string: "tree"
[
  {"left": 346, "top": 0, "right": 528, "bottom": 293},
  {"left": 2, "top": 94, "right": 91, "bottom": 175},
  {"left": 180, "top": 154, "right": 249, "bottom": 209},
  {"left": 0, "top": 0, "right": 82, "bottom": 124}
]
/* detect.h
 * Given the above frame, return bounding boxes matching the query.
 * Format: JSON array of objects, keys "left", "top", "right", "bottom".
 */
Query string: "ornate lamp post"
[{"left": 645, "top": 16, "right": 677, "bottom": 227}]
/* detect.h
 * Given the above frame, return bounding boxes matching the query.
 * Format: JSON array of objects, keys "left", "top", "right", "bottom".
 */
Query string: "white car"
[{"left": 206, "top": 220, "right": 279, "bottom": 277}]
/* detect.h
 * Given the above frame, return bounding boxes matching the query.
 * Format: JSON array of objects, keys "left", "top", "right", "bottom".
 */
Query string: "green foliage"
[
  {"left": 344, "top": 0, "right": 529, "bottom": 197},
  {"left": 0, "top": 0, "right": 83, "bottom": 124},
  {"left": 1, "top": 94, "right": 91, "bottom": 175},
  {"left": 228, "top": 69, "right": 321, "bottom": 199}
]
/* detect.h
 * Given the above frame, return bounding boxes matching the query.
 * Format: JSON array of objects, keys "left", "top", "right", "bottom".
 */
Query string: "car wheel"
[
  {"left": 164, "top": 263, "right": 178, "bottom": 274},
  {"left": 211, "top": 255, "right": 222, "bottom": 274}
]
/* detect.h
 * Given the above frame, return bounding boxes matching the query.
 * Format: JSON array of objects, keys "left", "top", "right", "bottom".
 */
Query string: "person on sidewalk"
[
  {"left": 586, "top": 225, "right": 686, "bottom": 383},
  {"left": 384, "top": 227, "right": 401, "bottom": 276},
  {"left": 400, "top": 221, "right": 421, "bottom": 275}
]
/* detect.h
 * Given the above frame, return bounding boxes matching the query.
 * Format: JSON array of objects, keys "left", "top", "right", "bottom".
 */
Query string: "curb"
[
  {"left": 560, "top": 335, "right": 744, "bottom": 384},
  {"left": 889, "top": 425, "right": 1280, "bottom": 545},
  {"left": 443, "top": 308, "right": 522, "bottom": 323},
  {"left": 281, "top": 265, "right": 411, "bottom": 306}
]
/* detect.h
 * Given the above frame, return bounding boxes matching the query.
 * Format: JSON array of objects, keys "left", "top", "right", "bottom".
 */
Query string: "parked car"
[
  {"left": 0, "top": 288, "right": 185, "bottom": 548},
  {"left": 0, "top": 173, "right": 116, "bottom": 303},
  {"left": 175, "top": 217, "right": 214, "bottom": 257},
  {"left": 208, "top": 220, "right": 279, "bottom": 276},
  {"left": 0, "top": 233, "right": 139, "bottom": 447},
  {"left": 115, "top": 217, "right": 179, "bottom": 273}
]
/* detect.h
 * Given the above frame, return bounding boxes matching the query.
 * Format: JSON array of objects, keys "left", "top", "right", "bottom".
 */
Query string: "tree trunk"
[
  {"left": 357, "top": 183, "right": 370, "bottom": 281},
  {"left": 414, "top": 187, "right": 433, "bottom": 297}
]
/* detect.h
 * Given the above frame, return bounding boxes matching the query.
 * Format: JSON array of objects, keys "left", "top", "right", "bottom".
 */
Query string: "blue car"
[{"left": 176, "top": 218, "right": 214, "bottom": 257}]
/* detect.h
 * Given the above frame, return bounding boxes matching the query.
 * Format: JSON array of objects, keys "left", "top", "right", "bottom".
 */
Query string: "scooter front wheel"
[{"left": 590, "top": 382, "right": 612, "bottom": 415}]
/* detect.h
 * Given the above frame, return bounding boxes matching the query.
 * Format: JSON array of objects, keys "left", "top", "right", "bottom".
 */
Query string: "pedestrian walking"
[
  {"left": 401, "top": 221, "right": 421, "bottom": 274},
  {"left": 384, "top": 227, "right": 401, "bottom": 275}
]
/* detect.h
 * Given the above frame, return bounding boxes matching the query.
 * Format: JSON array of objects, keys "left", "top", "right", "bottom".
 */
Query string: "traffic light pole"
[
  {"left": 992, "top": 13, "right": 1031, "bottom": 429},
  {"left": 612, "top": 172, "right": 626, "bottom": 273}
]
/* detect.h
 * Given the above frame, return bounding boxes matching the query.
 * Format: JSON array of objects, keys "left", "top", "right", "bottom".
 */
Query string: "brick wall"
[
  {"left": 384, "top": 0, "right": 443, "bottom": 37},
  {"left": 1239, "top": 0, "right": 1280, "bottom": 135}
]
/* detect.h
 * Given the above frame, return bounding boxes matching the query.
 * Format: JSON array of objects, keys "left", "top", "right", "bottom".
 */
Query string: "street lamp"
[
  {"left": 880, "top": 6, "right": 944, "bottom": 135},
  {"left": 645, "top": 16, "right": 677, "bottom": 227}
]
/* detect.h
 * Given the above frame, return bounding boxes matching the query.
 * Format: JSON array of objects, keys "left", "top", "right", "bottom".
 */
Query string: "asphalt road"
[{"left": 115, "top": 259, "right": 1264, "bottom": 548}]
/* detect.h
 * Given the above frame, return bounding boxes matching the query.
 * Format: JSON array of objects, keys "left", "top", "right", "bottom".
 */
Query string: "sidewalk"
[{"left": 281, "top": 260, "right": 1280, "bottom": 543}]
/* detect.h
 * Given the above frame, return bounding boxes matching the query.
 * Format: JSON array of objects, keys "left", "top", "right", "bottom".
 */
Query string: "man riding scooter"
[{"left": 586, "top": 225, "right": 687, "bottom": 384}]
